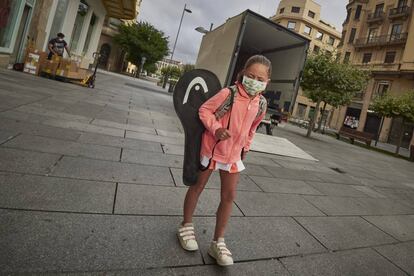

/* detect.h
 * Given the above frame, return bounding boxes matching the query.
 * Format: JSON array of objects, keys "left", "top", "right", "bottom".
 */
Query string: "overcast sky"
[{"left": 139, "top": 0, "right": 347, "bottom": 64}]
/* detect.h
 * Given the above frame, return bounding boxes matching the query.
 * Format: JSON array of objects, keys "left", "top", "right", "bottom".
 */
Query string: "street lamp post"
[{"left": 163, "top": 4, "right": 192, "bottom": 89}]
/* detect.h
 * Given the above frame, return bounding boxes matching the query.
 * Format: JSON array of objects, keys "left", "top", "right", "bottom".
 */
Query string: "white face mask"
[{"left": 242, "top": 76, "right": 267, "bottom": 96}]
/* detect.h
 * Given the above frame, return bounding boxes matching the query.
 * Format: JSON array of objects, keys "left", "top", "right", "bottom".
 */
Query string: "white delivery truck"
[{"left": 195, "top": 9, "right": 310, "bottom": 134}]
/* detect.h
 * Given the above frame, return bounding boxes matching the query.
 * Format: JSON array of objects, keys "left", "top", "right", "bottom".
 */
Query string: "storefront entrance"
[{"left": 388, "top": 118, "right": 414, "bottom": 149}]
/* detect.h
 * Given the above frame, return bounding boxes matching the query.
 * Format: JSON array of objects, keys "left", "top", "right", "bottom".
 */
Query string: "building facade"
[
  {"left": 97, "top": 0, "right": 142, "bottom": 72},
  {"left": 331, "top": 0, "right": 414, "bottom": 149},
  {"left": 271, "top": 0, "right": 342, "bottom": 124},
  {"left": 0, "top": 0, "right": 136, "bottom": 69},
  {"left": 155, "top": 58, "right": 183, "bottom": 75}
]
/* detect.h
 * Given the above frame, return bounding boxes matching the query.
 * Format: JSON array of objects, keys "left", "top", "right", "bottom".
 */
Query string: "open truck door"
[{"left": 196, "top": 10, "right": 310, "bottom": 130}]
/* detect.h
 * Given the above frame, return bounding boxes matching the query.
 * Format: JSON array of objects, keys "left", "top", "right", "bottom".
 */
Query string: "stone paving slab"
[
  {"left": 240, "top": 164, "right": 274, "bottom": 178},
  {"left": 305, "top": 181, "right": 370, "bottom": 197},
  {"left": 3, "top": 134, "right": 121, "bottom": 161},
  {"left": 77, "top": 132, "right": 163, "bottom": 153},
  {"left": 280, "top": 247, "right": 407, "bottom": 276},
  {"left": 0, "top": 173, "right": 115, "bottom": 213},
  {"left": 43, "top": 119, "right": 125, "bottom": 137},
  {"left": 0, "top": 110, "right": 52, "bottom": 124},
  {"left": 251, "top": 176, "right": 323, "bottom": 195},
  {"left": 243, "top": 153, "right": 281, "bottom": 167},
  {"left": 358, "top": 177, "right": 410, "bottom": 190},
  {"left": 16, "top": 105, "right": 92, "bottom": 123},
  {"left": 263, "top": 166, "right": 323, "bottom": 182},
  {"left": 303, "top": 195, "right": 414, "bottom": 216},
  {"left": 194, "top": 217, "right": 326, "bottom": 264},
  {"left": 235, "top": 191, "right": 325, "bottom": 216},
  {"left": 115, "top": 184, "right": 243, "bottom": 216},
  {"left": 350, "top": 185, "right": 388, "bottom": 198},
  {"left": 91, "top": 119, "right": 156, "bottom": 134},
  {"left": 374, "top": 241, "right": 414, "bottom": 275},
  {"left": 156, "top": 129, "right": 184, "bottom": 139},
  {"left": 315, "top": 172, "right": 362, "bottom": 185},
  {"left": 294, "top": 216, "right": 397, "bottom": 250},
  {"left": 161, "top": 143, "right": 184, "bottom": 155},
  {"left": 169, "top": 168, "right": 262, "bottom": 192},
  {"left": 126, "top": 130, "right": 184, "bottom": 145},
  {"left": 0, "top": 129, "right": 18, "bottom": 144},
  {"left": 0, "top": 147, "right": 61, "bottom": 175},
  {"left": 122, "top": 149, "right": 183, "bottom": 168},
  {"left": 0, "top": 210, "right": 203, "bottom": 273},
  {"left": 51, "top": 156, "right": 174, "bottom": 186},
  {"left": 0, "top": 117, "right": 82, "bottom": 141},
  {"left": 363, "top": 215, "right": 414, "bottom": 241},
  {"left": 149, "top": 259, "right": 290, "bottom": 276},
  {"left": 372, "top": 187, "right": 414, "bottom": 207}
]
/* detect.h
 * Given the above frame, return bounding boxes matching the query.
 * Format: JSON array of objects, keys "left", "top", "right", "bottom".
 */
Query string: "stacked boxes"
[{"left": 23, "top": 50, "right": 47, "bottom": 75}]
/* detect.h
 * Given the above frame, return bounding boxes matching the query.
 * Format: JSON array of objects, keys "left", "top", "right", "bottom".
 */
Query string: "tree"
[
  {"left": 114, "top": 21, "right": 169, "bottom": 74},
  {"left": 301, "top": 52, "right": 369, "bottom": 137},
  {"left": 182, "top": 64, "right": 195, "bottom": 74},
  {"left": 371, "top": 92, "right": 414, "bottom": 154},
  {"left": 161, "top": 66, "right": 182, "bottom": 80}
]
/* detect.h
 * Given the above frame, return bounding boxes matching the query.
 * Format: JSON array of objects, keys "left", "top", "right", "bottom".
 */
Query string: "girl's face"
[{"left": 244, "top": 63, "right": 270, "bottom": 83}]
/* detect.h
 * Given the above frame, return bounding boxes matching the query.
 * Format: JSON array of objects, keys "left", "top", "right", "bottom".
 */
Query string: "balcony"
[
  {"left": 354, "top": 33, "right": 408, "bottom": 48},
  {"left": 389, "top": 5, "right": 411, "bottom": 19},
  {"left": 367, "top": 11, "right": 385, "bottom": 23}
]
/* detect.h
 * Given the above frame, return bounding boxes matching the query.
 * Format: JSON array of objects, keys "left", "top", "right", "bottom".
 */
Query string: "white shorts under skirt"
[{"left": 200, "top": 156, "right": 245, "bottom": 173}]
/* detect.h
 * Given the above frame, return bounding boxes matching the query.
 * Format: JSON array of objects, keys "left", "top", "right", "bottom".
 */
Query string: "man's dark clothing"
[{"left": 48, "top": 38, "right": 67, "bottom": 60}]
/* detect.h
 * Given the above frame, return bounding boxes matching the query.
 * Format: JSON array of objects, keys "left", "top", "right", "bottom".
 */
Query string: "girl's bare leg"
[
  {"left": 213, "top": 170, "right": 239, "bottom": 240},
  {"left": 183, "top": 169, "right": 213, "bottom": 224}
]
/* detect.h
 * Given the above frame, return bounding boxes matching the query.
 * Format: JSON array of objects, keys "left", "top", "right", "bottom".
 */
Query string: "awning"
[{"left": 102, "top": 0, "right": 137, "bottom": 20}]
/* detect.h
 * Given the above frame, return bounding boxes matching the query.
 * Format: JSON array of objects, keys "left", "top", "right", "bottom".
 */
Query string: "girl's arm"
[
  {"left": 199, "top": 88, "right": 230, "bottom": 135},
  {"left": 244, "top": 105, "right": 267, "bottom": 152}
]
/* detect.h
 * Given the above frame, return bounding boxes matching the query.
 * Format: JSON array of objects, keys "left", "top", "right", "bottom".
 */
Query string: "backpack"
[{"left": 214, "top": 85, "right": 267, "bottom": 121}]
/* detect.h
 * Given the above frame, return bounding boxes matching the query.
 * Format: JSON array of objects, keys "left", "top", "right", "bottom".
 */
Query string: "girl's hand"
[{"left": 215, "top": 128, "right": 231, "bottom": 140}]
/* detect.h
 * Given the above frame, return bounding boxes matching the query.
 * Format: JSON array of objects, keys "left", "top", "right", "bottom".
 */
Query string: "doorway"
[
  {"left": 388, "top": 118, "right": 413, "bottom": 148},
  {"left": 364, "top": 112, "right": 381, "bottom": 135},
  {"left": 15, "top": 3, "right": 33, "bottom": 63}
]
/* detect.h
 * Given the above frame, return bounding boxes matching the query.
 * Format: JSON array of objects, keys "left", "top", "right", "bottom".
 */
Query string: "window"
[
  {"left": 397, "top": 0, "right": 407, "bottom": 8},
  {"left": 384, "top": 51, "right": 396, "bottom": 63},
  {"left": 48, "top": 0, "right": 70, "bottom": 43},
  {"left": 355, "top": 5, "right": 362, "bottom": 19},
  {"left": 70, "top": 1, "right": 89, "bottom": 53},
  {"left": 280, "top": 7, "right": 285, "bottom": 14},
  {"left": 287, "top": 21, "right": 296, "bottom": 30},
  {"left": 348, "top": 28, "right": 357, "bottom": 43},
  {"left": 375, "top": 82, "right": 389, "bottom": 98},
  {"left": 344, "top": 52, "right": 351, "bottom": 63},
  {"left": 368, "top": 28, "right": 378, "bottom": 43},
  {"left": 375, "top": 3, "right": 384, "bottom": 15},
  {"left": 82, "top": 13, "right": 98, "bottom": 55},
  {"left": 328, "top": 36, "right": 335, "bottom": 45},
  {"left": 316, "top": 31, "right": 323, "bottom": 40},
  {"left": 313, "top": 45, "right": 320, "bottom": 53},
  {"left": 308, "top": 10, "right": 315, "bottom": 18},
  {"left": 291, "top": 6, "right": 300, "bottom": 13},
  {"left": 304, "top": 25, "right": 312, "bottom": 35},
  {"left": 362, "top": 53, "right": 372, "bottom": 63},
  {"left": 0, "top": 0, "right": 24, "bottom": 51},
  {"left": 339, "top": 30, "right": 346, "bottom": 46},
  {"left": 391, "top": 24, "right": 403, "bottom": 40}
]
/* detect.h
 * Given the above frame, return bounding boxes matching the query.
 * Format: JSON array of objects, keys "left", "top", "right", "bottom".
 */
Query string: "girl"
[{"left": 177, "top": 55, "right": 272, "bottom": 266}]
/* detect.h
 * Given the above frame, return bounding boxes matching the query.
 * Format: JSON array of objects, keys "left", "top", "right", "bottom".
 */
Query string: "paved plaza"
[{"left": 0, "top": 69, "right": 413, "bottom": 275}]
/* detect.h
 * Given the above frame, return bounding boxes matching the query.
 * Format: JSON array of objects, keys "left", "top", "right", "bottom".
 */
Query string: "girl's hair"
[{"left": 237, "top": 55, "right": 272, "bottom": 81}]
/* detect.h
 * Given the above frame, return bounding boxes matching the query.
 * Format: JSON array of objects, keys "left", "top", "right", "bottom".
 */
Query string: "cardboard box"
[
  {"left": 23, "top": 50, "right": 47, "bottom": 75},
  {"left": 42, "top": 60, "right": 59, "bottom": 76}
]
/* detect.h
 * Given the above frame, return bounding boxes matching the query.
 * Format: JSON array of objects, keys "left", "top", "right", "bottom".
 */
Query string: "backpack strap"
[
  {"left": 256, "top": 95, "right": 267, "bottom": 119},
  {"left": 214, "top": 85, "right": 237, "bottom": 120}
]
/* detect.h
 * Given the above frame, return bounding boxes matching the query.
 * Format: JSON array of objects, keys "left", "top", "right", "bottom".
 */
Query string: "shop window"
[
  {"left": 308, "top": 10, "right": 315, "bottom": 18},
  {"left": 362, "top": 53, "right": 372, "bottom": 63},
  {"left": 291, "top": 6, "right": 300, "bottom": 13},
  {"left": 287, "top": 21, "right": 296, "bottom": 30},
  {"left": 384, "top": 51, "right": 396, "bottom": 63},
  {"left": 70, "top": 1, "right": 89, "bottom": 53},
  {"left": 83, "top": 13, "right": 98, "bottom": 55},
  {"left": 304, "top": 25, "right": 312, "bottom": 35},
  {"left": 48, "top": 0, "right": 70, "bottom": 44},
  {"left": 0, "top": 0, "right": 24, "bottom": 51}
]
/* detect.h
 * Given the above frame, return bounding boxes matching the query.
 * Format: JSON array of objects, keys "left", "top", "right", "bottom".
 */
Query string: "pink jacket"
[{"left": 199, "top": 82, "right": 266, "bottom": 164}]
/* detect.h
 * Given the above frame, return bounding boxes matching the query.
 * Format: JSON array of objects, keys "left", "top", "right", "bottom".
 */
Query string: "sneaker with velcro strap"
[
  {"left": 208, "top": 237, "right": 234, "bottom": 266},
  {"left": 177, "top": 222, "right": 199, "bottom": 251}
]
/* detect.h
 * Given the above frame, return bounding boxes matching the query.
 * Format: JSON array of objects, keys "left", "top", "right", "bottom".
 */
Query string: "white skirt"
[{"left": 200, "top": 155, "right": 245, "bottom": 173}]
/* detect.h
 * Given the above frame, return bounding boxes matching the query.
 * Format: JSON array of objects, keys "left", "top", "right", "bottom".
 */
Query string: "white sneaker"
[
  {"left": 208, "top": 237, "right": 234, "bottom": 266},
  {"left": 177, "top": 222, "right": 199, "bottom": 251}
]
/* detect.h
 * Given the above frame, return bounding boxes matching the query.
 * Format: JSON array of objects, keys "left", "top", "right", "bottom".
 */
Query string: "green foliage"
[
  {"left": 371, "top": 92, "right": 414, "bottom": 122},
  {"left": 182, "top": 64, "right": 195, "bottom": 74},
  {"left": 161, "top": 66, "right": 182, "bottom": 80},
  {"left": 114, "top": 21, "right": 169, "bottom": 69},
  {"left": 301, "top": 51, "right": 369, "bottom": 107},
  {"left": 144, "top": 63, "right": 157, "bottom": 74}
]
